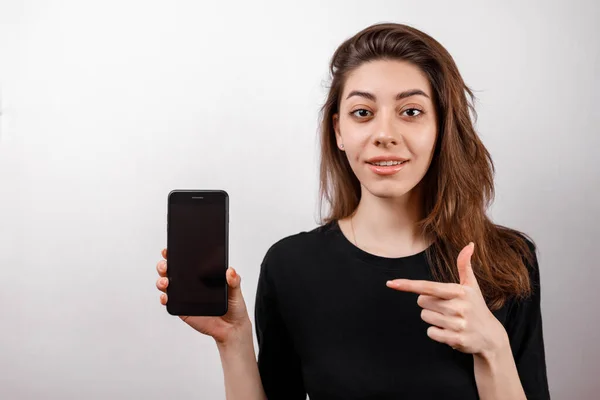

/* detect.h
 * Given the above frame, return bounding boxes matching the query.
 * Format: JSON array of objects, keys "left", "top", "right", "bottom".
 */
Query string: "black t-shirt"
[{"left": 254, "top": 221, "right": 550, "bottom": 400}]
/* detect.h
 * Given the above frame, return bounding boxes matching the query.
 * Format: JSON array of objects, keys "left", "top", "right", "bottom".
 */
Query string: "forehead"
[{"left": 342, "top": 59, "right": 432, "bottom": 99}]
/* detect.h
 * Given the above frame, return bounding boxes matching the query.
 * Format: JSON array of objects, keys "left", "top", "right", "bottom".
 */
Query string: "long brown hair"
[{"left": 318, "top": 22, "right": 536, "bottom": 310}]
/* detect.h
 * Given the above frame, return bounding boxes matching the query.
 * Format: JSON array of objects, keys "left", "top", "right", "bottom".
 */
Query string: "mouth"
[
  {"left": 366, "top": 159, "right": 409, "bottom": 176},
  {"left": 366, "top": 160, "right": 409, "bottom": 167}
]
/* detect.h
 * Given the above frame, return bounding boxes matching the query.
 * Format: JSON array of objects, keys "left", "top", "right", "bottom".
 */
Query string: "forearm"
[
  {"left": 217, "top": 324, "right": 267, "bottom": 400},
  {"left": 473, "top": 332, "right": 526, "bottom": 400}
]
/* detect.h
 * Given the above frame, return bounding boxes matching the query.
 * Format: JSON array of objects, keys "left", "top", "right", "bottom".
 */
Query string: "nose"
[
  {"left": 374, "top": 133, "right": 397, "bottom": 148},
  {"left": 372, "top": 112, "right": 399, "bottom": 148}
]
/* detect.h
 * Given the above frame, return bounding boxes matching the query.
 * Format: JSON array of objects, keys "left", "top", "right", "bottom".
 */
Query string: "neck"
[{"left": 349, "top": 185, "right": 430, "bottom": 257}]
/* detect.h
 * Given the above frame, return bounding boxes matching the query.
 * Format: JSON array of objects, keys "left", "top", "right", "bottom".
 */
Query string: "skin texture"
[
  {"left": 334, "top": 59, "right": 438, "bottom": 202},
  {"left": 334, "top": 60, "right": 436, "bottom": 259}
]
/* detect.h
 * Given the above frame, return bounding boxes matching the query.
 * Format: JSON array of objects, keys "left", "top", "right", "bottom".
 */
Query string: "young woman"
[{"left": 155, "top": 23, "right": 550, "bottom": 400}]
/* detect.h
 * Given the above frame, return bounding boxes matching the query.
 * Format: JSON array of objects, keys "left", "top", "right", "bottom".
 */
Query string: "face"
[{"left": 333, "top": 60, "right": 438, "bottom": 200}]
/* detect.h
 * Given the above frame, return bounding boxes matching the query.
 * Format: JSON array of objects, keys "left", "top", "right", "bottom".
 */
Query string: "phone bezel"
[{"left": 165, "top": 189, "right": 229, "bottom": 317}]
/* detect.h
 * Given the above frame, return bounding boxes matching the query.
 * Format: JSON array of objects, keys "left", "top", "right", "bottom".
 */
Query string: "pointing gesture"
[{"left": 386, "top": 243, "right": 507, "bottom": 356}]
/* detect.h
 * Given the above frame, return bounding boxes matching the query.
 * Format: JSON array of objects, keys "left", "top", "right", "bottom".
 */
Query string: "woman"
[{"left": 155, "top": 23, "right": 550, "bottom": 400}]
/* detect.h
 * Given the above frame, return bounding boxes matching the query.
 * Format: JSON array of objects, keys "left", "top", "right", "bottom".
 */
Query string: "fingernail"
[
  {"left": 386, "top": 280, "right": 396, "bottom": 287},
  {"left": 161, "top": 278, "right": 168, "bottom": 285}
]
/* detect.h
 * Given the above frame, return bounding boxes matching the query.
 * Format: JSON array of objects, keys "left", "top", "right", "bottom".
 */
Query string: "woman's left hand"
[{"left": 386, "top": 242, "right": 508, "bottom": 357}]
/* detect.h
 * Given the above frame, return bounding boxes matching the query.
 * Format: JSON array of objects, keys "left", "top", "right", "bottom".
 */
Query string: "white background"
[{"left": 1, "top": 0, "right": 598, "bottom": 398}]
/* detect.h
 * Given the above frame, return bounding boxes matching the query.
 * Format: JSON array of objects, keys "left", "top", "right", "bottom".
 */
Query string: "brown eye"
[
  {"left": 402, "top": 108, "right": 423, "bottom": 118},
  {"left": 350, "top": 109, "right": 373, "bottom": 118}
]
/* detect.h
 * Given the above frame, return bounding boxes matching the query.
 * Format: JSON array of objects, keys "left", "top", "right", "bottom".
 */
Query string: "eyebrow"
[{"left": 345, "top": 89, "right": 430, "bottom": 101}]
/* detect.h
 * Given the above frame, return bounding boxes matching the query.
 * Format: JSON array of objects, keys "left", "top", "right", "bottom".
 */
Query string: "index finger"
[
  {"left": 162, "top": 248, "right": 167, "bottom": 260},
  {"left": 386, "top": 279, "right": 463, "bottom": 299}
]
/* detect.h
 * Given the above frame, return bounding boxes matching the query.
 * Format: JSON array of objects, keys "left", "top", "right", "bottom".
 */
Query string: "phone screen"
[{"left": 166, "top": 190, "right": 228, "bottom": 316}]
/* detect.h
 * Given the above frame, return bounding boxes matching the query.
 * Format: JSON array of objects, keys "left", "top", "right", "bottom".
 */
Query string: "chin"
[{"left": 363, "top": 180, "right": 415, "bottom": 199}]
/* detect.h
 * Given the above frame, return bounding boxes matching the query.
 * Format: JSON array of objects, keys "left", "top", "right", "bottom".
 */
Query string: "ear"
[{"left": 333, "top": 113, "right": 343, "bottom": 149}]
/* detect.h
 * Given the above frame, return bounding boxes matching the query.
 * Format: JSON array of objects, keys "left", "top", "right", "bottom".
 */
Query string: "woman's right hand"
[{"left": 156, "top": 248, "right": 252, "bottom": 345}]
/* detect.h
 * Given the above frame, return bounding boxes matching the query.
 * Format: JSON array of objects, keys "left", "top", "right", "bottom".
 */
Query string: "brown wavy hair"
[{"left": 318, "top": 22, "right": 536, "bottom": 310}]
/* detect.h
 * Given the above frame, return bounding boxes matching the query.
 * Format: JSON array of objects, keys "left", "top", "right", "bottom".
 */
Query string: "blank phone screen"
[{"left": 167, "top": 192, "right": 227, "bottom": 312}]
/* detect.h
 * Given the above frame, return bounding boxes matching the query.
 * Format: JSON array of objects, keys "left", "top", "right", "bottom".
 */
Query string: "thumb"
[
  {"left": 226, "top": 267, "right": 243, "bottom": 300},
  {"left": 457, "top": 242, "right": 478, "bottom": 288}
]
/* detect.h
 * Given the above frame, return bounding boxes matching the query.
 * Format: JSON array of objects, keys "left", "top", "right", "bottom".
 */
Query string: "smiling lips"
[{"left": 366, "top": 156, "right": 409, "bottom": 176}]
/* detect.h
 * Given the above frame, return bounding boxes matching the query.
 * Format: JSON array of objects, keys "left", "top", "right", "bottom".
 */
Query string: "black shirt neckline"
[{"left": 326, "top": 220, "right": 432, "bottom": 269}]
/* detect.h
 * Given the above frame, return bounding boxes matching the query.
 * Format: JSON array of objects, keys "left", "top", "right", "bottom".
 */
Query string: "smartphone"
[{"left": 166, "top": 190, "right": 228, "bottom": 316}]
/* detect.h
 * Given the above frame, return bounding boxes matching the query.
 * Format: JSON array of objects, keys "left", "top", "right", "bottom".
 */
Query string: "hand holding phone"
[
  {"left": 156, "top": 249, "right": 251, "bottom": 344},
  {"left": 156, "top": 190, "right": 251, "bottom": 343}
]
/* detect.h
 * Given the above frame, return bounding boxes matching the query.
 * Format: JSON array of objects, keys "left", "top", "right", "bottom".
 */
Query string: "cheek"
[
  {"left": 409, "top": 128, "right": 437, "bottom": 158},
  {"left": 338, "top": 121, "right": 367, "bottom": 156}
]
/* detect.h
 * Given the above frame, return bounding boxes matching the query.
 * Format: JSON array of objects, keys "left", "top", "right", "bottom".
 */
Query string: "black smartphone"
[{"left": 166, "top": 190, "right": 228, "bottom": 316}]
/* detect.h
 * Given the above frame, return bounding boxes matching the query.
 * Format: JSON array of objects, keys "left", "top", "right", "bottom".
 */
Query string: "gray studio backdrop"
[{"left": 1, "top": 0, "right": 598, "bottom": 399}]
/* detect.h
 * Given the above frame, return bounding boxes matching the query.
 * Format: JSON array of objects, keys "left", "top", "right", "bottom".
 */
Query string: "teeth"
[{"left": 371, "top": 160, "right": 406, "bottom": 166}]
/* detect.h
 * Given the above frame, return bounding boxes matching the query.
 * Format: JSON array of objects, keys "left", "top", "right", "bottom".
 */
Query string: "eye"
[
  {"left": 350, "top": 109, "right": 373, "bottom": 118},
  {"left": 402, "top": 108, "right": 424, "bottom": 118}
]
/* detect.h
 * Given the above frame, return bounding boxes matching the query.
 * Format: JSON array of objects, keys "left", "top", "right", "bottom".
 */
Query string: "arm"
[
  {"left": 217, "top": 324, "right": 267, "bottom": 400},
  {"left": 214, "top": 244, "right": 306, "bottom": 400},
  {"left": 473, "top": 332, "right": 527, "bottom": 400},
  {"left": 474, "top": 240, "right": 550, "bottom": 400},
  {"left": 155, "top": 251, "right": 267, "bottom": 400}
]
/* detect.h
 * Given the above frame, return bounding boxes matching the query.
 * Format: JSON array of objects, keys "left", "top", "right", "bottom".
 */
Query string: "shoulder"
[
  {"left": 496, "top": 226, "right": 542, "bottom": 306},
  {"left": 514, "top": 230, "right": 540, "bottom": 285},
  {"left": 256, "top": 222, "right": 338, "bottom": 290},
  {"left": 502, "top": 231, "right": 546, "bottom": 338},
  {"left": 261, "top": 221, "right": 337, "bottom": 267},
  {"left": 496, "top": 225, "right": 540, "bottom": 279}
]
